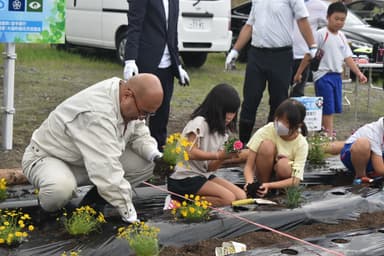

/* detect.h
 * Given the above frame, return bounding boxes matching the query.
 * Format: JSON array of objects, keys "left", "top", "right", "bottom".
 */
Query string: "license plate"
[{"left": 187, "top": 18, "right": 207, "bottom": 30}]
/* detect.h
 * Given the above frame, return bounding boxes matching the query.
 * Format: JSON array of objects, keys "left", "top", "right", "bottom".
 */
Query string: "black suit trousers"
[
  {"left": 239, "top": 46, "right": 293, "bottom": 125},
  {"left": 149, "top": 67, "right": 174, "bottom": 151}
]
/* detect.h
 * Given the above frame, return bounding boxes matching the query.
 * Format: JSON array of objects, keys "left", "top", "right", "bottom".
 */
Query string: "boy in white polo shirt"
[{"left": 294, "top": 2, "right": 367, "bottom": 138}]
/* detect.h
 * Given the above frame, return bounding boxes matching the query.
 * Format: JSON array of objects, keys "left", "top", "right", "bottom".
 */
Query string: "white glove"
[
  {"left": 225, "top": 49, "right": 239, "bottom": 70},
  {"left": 309, "top": 45, "right": 318, "bottom": 59},
  {"left": 123, "top": 60, "right": 139, "bottom": 80},
  {"left": 120, "top": 205, "right": 139, "bottom": 224},
  {"left": 178, "top": 65, "right": 190, "bottom": 86}
]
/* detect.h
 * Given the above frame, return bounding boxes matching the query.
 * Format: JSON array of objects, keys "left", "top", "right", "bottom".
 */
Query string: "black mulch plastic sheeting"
[
  {"left": 236, "top": 227, "right": 384, "bottom": 256},
  {"left": 1, "top": 156, "right": 384, "bottom": 255}
]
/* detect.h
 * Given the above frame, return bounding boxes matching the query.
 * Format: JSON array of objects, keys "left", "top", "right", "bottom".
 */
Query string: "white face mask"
[{"left": 274, "top": 121, "right": 290, "bottom": 136}]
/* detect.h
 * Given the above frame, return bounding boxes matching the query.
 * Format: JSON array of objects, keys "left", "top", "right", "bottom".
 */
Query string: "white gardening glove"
[
  {"left": 123, "top": 60, "right": 139, "bottom": 80},
  {"left": 225, "top": 49, "right": 239, "bottom": 70},
  {"left": 120, "top": 205, "right": 139, "bottom": 224},
  {"left": 309, "top": 44, "right": 318, "bottom": 59},
  {"left": 178, "top": 65, "right": 190, "bottom": 86}
]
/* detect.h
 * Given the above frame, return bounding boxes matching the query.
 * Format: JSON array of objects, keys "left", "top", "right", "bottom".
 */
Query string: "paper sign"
[
  {"left": 215, "top": 241, "right": 247, "bottom": 256},
  {"left": 291, "top": 97, "right": 323, "bottom": 131}
]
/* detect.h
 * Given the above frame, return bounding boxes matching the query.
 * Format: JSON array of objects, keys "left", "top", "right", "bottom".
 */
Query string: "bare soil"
[{"left": 159, "top": 211, "right": 384, "bottom": 255}]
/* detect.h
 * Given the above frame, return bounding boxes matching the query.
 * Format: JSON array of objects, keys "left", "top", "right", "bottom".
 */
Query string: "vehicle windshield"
[{"left": 346, "top": 10, "right": 368, "bottom": 26}]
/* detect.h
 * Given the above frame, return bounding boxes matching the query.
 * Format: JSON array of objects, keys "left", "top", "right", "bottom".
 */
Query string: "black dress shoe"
[{"left": 78, "top": 186, "right": 119, "bottom": 218}]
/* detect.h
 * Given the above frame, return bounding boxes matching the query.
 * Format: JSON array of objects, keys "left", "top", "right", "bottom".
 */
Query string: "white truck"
[{"left": 64, "top": 0, "right": 232, "bottom": 68}]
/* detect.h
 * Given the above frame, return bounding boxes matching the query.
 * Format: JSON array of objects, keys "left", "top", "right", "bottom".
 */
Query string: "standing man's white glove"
[
  {"left": 225, "top": 49, "right": 239, "bottom": 70},
  {"left": 178, "top": 65, "right": 190, "bottom": 86},
  {"left": 124, "top": 60, "right": 139, "bottom": 80},
  {"left": 120, "top": 205, "right": 139, "bottom": 224}
]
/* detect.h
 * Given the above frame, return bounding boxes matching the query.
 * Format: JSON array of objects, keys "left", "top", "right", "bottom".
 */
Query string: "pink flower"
[{"left": 233, "top": 140, "right": 243, "bottom": 151}]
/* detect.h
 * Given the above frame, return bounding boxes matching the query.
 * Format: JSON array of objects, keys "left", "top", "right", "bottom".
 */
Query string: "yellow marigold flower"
[
  {"left": 180, "top": 140, "right": 189, "bottom": 147},
  {"left": 22, "top": 232, "right": 28, "bottom": 237},
  {"left": 188, "top": 207, "right": 195, "bottom": 213},
  {"left": 189, "top": 194, "right": 194, "bottom": 199},
  {"left": 28, "top": 225, "right": 34, "bottom": 231},
  {"left": 195, "top": 195, "right": 200, "bottom": 201},
  {"left": 195, "top": 201, "right": 201, "bottom": 207},
  {"left": 0, "top": 226, "right": 5, "bottom": 230},
  {"left": 181, "top": 210, "right": 188, "bottom": 217},
  {"left": 97, "top": 213, "right": 106, "bottom": 223},
  {"left": 183, "top": 151, "right": 189, "bottom": 161},
  {"left": 182, "top": 201, "right": 187, "bottom": 207},
  {"left": 184, "top": 194, "right": 189, "bottom": 199},
  {"left": 0, "top": 238, "right": 4, "bottom": 244},
  {"left": 4, "top": 221, "right": 9, "bottom": 226},
  {"left": 15, "top": 231, "right": 23, "bottom": 237}
]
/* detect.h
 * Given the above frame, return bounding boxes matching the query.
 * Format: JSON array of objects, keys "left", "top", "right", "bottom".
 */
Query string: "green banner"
[{"left": 0, "top": 0, "right": 65, "bottom": 43}]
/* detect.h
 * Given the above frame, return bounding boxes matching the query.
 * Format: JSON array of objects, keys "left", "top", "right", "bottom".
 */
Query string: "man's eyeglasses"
[{"left": 131, "top": 91, "right": 156, "bottom": 119}]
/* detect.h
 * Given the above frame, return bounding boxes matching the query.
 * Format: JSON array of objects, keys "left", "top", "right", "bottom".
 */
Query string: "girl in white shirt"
[{"left": 168, "top": 84, "right": 247, "bottom": 206}]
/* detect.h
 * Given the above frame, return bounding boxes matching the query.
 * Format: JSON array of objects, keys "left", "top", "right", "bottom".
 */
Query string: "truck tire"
[
  {"left": 116, "top": 32, "right": 128, "bottom": 66},
  {"left": 54, "top": 38, "right": 71, "bottom": 51},
  {"left": 180, "top": 52, "right": 207, "bottom": 68}
]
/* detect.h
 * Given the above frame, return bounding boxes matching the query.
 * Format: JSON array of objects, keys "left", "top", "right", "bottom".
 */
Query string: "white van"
[{"left": 64, "top": 0, "right": 232, "bottom": 68}]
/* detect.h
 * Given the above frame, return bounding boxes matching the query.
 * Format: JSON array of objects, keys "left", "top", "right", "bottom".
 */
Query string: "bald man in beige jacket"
[{"left": 22, "top": 74, "right": 163, "bottom": 223}]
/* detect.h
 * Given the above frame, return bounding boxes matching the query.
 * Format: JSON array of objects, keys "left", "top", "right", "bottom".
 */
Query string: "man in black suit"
[{"left": 124, "top": 0, "right": 190, "bottom": 151}]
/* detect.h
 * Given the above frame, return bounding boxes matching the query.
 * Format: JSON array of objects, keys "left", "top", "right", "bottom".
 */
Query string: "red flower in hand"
[
  {"left": 224, "top": 138, "right": 243, "bottom": 153},
  {"left": 233, "top": 140, "right": 243, "bottom": 151}
]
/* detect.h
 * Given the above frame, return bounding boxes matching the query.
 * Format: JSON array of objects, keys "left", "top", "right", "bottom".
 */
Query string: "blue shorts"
[
  {"left": 340, "top": 143, "right": 375, "bottom": 175},
  {"left": 315, "top": 73, "right": 342, "bottom": 115}
]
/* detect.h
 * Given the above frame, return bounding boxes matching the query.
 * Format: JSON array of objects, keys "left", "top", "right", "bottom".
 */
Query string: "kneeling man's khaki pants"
[{"left": 22, "top": 142, "right": 154, "bottom": 212}]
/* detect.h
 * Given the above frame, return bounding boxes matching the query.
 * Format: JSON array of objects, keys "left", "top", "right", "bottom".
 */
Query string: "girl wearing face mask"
[{"left": 243, "top": 99, "right": 308, "bottom": 197}]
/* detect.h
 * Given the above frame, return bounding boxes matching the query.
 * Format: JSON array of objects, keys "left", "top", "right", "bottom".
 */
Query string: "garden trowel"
[
  {"left": 349, "top": 176, "right": 384, "bottom": 197},
  {"left": 231, "top": 198, "right": 277, "bottom": 207}
]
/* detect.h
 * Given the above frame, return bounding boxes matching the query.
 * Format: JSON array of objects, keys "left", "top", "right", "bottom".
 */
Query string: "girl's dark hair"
[
  {"left": 327, "top": 2, "right": 347, "bottom": 17},
  {"left": 191, "top": 83, "right": 240, "bottom": 135},
  {"left": 274, "top": 99, "right": 308, "bottom": 136}
]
